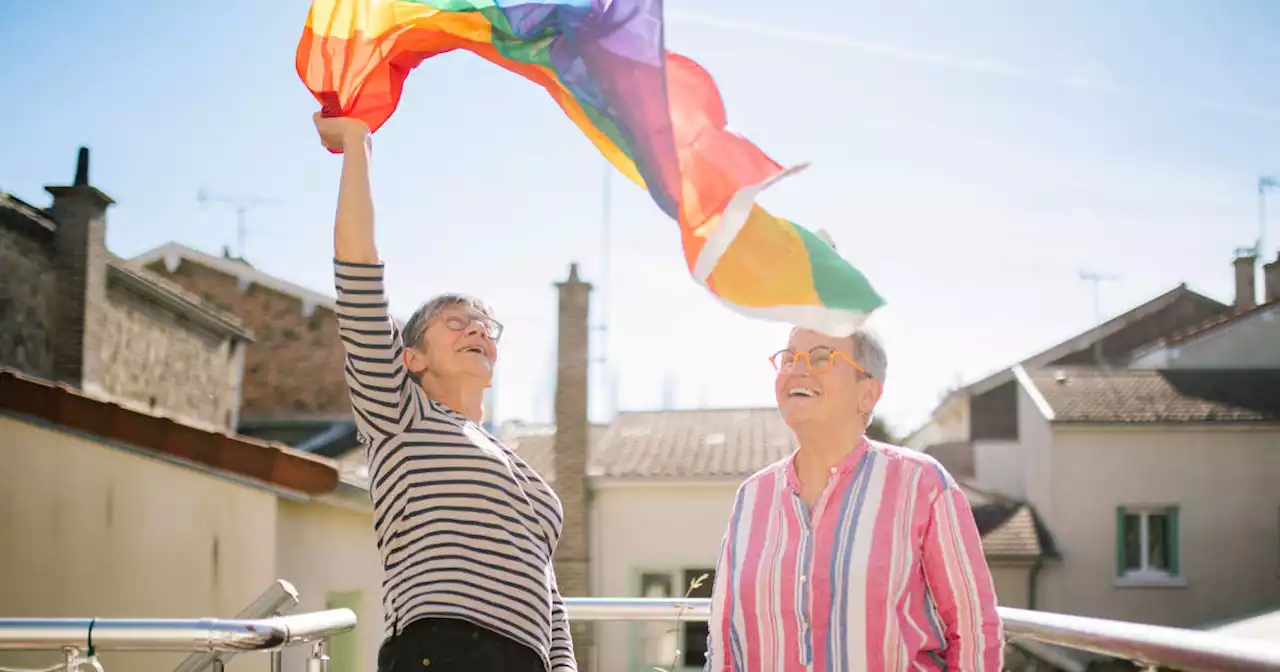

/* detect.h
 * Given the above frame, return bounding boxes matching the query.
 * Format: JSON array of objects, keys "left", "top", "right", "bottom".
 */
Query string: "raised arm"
[
  {"left": 315, "top": 113, "right": 412, "bottom": 438},
  {"left": 920, "top": 480, "right": 1005, "bottom": 670}
]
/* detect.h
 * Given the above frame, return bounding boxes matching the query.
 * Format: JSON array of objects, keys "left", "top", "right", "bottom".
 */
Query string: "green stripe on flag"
[{"left": 795, "top": 225, "right": 885, "bottom": 313}]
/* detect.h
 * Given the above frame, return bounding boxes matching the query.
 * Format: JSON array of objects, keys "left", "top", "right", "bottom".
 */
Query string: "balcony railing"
[
  {"left": 563, "top": 598, "right": 1280, "bottom": 672},
  {"left": 3, "top": 588, "right": 1278, "bottom": 672}
]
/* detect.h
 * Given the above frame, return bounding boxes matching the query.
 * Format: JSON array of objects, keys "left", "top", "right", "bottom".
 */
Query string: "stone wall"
[
  {"left": 0, "top": 225, "right": 57, "bottom": 377},
  {"left": 96, "top": 283, "right": 240, "bottom": 427},
  {"left": 143, "top": 259, "right": 352, "bottom": 420}
]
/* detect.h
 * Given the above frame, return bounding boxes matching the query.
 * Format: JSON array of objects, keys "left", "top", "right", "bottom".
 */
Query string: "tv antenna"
[
  {"left": 197, "top": 188, "right": 276, "bottom": 259},
  {"left": 1079, "top": 269, "right": 1119, "bottom": 365}
]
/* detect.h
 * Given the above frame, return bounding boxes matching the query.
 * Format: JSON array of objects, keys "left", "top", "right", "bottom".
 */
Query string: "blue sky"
[{"left": 1, "top": 0, "right": 1277, "bottom": 435}]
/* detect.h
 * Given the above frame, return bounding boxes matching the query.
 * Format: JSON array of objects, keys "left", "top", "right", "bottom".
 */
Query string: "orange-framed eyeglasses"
[{"left": 770, "top": 346, "right": 871, "bottom": 377}]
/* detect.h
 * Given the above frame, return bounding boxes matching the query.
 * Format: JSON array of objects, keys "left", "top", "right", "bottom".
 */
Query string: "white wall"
[
  {"left": 0, "top": 414, "right": 278, "bottom": 672},
  {"left": 591, "top": 480, "right": 740, "bottom": 672}
]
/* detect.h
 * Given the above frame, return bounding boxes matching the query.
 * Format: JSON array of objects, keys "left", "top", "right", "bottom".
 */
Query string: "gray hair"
[
  {"left": 850, "top": 328, "right": 888, "bottom": 383},
  {"left": 850, "top": 328, "right": 887, "bottom": 428},
  {"left": 401, "top": 293, "right": 496, "bottom": 350}
]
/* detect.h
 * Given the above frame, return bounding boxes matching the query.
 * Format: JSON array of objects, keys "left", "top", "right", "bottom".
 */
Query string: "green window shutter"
[
  {"left": 1166, "top": 506, "right": 1180, "bottom": 576},
  {"left": 1115, "top": 506, "right": 1127, "bottom": 577},
  {"left": 325, "top": 591, "right": 363, "bottom": 672}
]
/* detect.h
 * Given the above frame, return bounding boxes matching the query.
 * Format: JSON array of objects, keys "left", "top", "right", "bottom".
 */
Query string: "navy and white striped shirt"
[{"left": 333, "top": 259, "right": 575, "bottom": 672}]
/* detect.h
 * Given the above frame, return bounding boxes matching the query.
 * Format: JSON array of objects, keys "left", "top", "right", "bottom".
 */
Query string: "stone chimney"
[
  {"left": 1265, "top": 254, "right": 1280, "bottom": 305},
  {"left": 552, "top": 262, "right": 592, "bottom": 670},
  {"left": 45, "top": 147, "right": 114, "bottom": 387},
  {"left": 1233, "top": 251, "right": 1257, "bottom": 311}
]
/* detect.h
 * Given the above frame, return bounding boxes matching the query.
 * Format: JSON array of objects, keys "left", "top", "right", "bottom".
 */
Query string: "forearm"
[
  {"left": 549, "top": 585, "right": 578, "bottom": 671},
  {"left": 333, "top": 131, "right": 378, "bottom": 264},
  {"left": 924, "top": 487, "right": 1004, "bottom": 670}
]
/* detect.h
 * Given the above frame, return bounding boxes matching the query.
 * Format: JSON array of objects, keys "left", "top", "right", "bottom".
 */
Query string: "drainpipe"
[{"left": 1027, "top": 556, "right": 1044, "bottom": 611}]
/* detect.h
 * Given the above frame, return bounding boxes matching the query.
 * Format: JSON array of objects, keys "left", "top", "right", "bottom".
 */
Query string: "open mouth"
[
  {"left": 787, "top": 386, "right": 819, "bottom": 398},
  {"left": 457, "top": 345, "right": 488, "bottom": 357}
]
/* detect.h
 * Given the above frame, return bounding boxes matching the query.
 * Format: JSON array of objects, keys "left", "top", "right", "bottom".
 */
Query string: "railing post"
[{"left": 306, "top": 640, "right": 329, "bottom": 672}]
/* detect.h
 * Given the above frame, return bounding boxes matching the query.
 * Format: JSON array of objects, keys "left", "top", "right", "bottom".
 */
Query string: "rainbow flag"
[{"left": 297, "top": 0, "right": 885, "bottom": 335}]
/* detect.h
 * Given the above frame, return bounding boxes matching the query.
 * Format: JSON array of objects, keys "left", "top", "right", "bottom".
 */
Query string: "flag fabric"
[{"left": 297, "top": 0, "right": 885, "bottom": 335}]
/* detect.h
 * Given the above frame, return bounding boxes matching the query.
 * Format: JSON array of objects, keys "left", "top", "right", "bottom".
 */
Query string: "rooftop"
[{"left": 1023, "top": 367, "right": 1280, "bottom": 424}]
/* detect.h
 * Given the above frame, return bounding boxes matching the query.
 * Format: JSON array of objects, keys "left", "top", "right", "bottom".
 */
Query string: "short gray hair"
[
  {"left": 851, "top": 328, "right": 887, "bottom": 428},
  {"left": 851, "top": 328, "right": 888, "bottom": 383},
  {"left": 401, "top": 293, "right": 495, "bottom": 349}
]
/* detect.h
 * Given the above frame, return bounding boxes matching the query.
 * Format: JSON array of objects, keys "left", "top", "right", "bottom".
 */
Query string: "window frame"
[
  {"left": 627, "top": 566, "right": 715, "bottom": 672},
  {"left": 1114, "top": 505, "right": 1185, "bottom": 587}
]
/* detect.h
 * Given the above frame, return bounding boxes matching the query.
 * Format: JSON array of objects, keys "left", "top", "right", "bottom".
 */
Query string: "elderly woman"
[
  {"left": 314, "top": 113, "right": 575, "bottom": 672},
  {"left": 705, "top": 326, "right": 1003, "bottom": 671}
]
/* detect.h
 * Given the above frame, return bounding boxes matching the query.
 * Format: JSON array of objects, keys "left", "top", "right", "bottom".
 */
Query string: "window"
[
  {"left": 633, "top": 568, "right": 715, "bottom": 671},
  {"left": 325, "top": 591, "right": 362, "bottom": 672},
  {"left": 1116, "top": 506, "right": 1180, "bottom": 579}
]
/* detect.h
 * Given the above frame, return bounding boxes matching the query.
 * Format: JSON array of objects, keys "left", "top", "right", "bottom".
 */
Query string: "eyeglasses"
[
  {"left": 439, "top": 312, "right": 504, "bottom": 342},
  {"left": 769, "top": 346, "right": 870, "bottom": 377}
]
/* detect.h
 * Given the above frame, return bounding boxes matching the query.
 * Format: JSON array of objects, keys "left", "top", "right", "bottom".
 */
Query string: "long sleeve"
[
  {"left": 920, "top": 483, "right": 1005, "bottom": 670},
  {"left": 333, "top": 259, "right": 412, "bottom": 438},
  {"left": 548, "top": 575, "right": 578, "bottom": 671}
]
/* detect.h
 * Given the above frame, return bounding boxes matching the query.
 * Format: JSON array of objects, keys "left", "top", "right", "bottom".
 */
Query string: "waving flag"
[{"left": 297, "top": 0, "right": 885, "bottom": 335}]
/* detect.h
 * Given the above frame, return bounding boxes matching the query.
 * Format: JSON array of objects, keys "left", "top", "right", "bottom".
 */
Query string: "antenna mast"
[
  {"left": 1079, "top": 269, "right": 1119, "bottom": 365},
  {"left": 196, "top": 188, "right": 276, "bottom": 259},
  {"left": 592, "top": 158, "right": 616, "bottom": 420}
]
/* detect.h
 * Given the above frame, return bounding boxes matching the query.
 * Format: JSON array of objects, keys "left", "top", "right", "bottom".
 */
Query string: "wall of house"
[
  {"left": 988, "top": 564, "right": 1033, "bottom": 608},
  {"left": 1130, "top": 307, "right": 1280, "bottom": 369},
  {"left": 973, "top": 440, "right": 1025, "bottom": 498},
  {"left": 0, "top": 414, "right": 278, "bottom": 672},
  {"left": 143, "top": 259, "right": 352, "bottom": 420},
  {"left": 592, "top": 481, "right": 739, "bottom": 672},
  {"left": 1035, "top": 426, "right": 1280, "bottom": 628},
  {"left": 1016, "top": 384, "right": 1056, "bottom": 530},
  {"left": 0, "top": 224, "right": 57, "bottom": 376},
  {"left": 276, "top": 498, "right": 383, "bottom": 672},
  {"left": 95, "top": 282, "right": 241, "bottom": 427},
  {"left": 904, "top": 395, "right": 970, "bottom": 450}
]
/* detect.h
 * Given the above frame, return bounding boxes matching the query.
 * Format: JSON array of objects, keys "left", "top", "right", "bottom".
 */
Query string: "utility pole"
[
  {"left": 1079, "top": 269, "right": 1119, "bottom": 365},
  {"left": 591, "top": 158, "right": 616, "bottom": 421},
  {"left": 197, "top": 188, "right": 276, "bottom": 260}
]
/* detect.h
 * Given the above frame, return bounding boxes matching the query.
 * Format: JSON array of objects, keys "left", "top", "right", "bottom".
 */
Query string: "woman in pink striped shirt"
[{"left": 705, "top": 326, "right": 1004, "bottom": 671}]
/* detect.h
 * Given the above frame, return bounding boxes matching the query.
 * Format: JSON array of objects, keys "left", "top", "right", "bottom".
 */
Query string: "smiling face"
[
  {"left": 402, "top": 298, "right": 501, "bottom": 386},
  {"left": 773, "top": 328, "right": 883, "bottom": 431}
]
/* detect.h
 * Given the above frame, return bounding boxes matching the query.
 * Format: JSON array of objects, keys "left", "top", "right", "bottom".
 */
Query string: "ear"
[
  {"left": 403, "top": 344, "right": 428, "bottom": 377},
  {"left": 859, "top": 379, "right": 884, "bottom": 416}
]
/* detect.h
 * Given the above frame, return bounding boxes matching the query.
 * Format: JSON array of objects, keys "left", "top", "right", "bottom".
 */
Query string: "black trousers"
[{"left": 376, "top": 617, "right": 544, "bottom": 672}]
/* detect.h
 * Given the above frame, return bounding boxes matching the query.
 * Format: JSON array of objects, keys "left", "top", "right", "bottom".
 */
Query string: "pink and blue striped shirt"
[{"left": 706, "top": 438, "right": 1003, "bottom": 671}]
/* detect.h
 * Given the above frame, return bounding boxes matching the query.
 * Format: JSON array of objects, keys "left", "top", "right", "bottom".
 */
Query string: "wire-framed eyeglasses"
[
  {"left": 769, "top": 346, "right": 870, "bottom": 377},
  {"left": 439, "top": 312, "right": 504, "bottom": 342}
]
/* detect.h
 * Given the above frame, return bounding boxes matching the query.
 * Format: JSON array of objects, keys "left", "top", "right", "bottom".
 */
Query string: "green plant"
[{"left": 652, "top": 572, "right": 709, "bottom": 672}]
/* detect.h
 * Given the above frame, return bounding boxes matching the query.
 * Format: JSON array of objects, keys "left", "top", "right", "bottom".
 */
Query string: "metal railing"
[
  {"left": 564, "top": 598, "right": 1280, "bottom": 672},
  {"left": 0, "top": 579, "right": 354, "bottom": 672}
]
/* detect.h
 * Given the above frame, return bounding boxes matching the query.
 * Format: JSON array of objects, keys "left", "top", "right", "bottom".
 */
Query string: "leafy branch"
[{"left": 652, "top": 572, "right": 709, "bottom": 672}]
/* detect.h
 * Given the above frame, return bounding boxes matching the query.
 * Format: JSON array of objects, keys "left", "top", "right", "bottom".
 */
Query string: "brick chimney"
[
  {"left": 1233, "top": 251, "right": 1257, "bottom": 311},
  {"left": 1265, "top": 254, "right": 1280, "bottom": 305},
  {"left": 552, "top": 262, "right": 592, "bottom": 670},
  {"left": 45, "top": 147, "right": 114, "bottom": 387}
]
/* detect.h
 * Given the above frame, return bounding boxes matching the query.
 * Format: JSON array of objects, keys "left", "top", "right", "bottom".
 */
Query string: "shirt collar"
[{"left": 783, "top": 435, "right": 870, "bottom": 493}]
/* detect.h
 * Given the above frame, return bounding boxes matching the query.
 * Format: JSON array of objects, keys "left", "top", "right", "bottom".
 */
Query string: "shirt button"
[
  {"left": 829, "top": 467, "right": 838, "bottom": 475},
  {"left": 800, "top": 575, "right": 807, "bottom": 583}
]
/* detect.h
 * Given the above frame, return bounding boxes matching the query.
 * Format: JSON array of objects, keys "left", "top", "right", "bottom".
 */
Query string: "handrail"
[
  {"left": 0, "top": 609, "right": 355, "bottom": 653},
  {"left": 173, "top": 580, "right": 301, "bottom": 672},
  {"left": 563, "top": 598, "right": 1280, "bottom": 672}
]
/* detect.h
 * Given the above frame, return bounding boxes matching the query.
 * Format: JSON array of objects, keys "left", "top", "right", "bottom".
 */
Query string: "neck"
[
  {"left": 793, "top": 416, "right": 866, "bottom": 479},
  {"left": 422, "top": 375, "right": 487, "bottom": 422}
]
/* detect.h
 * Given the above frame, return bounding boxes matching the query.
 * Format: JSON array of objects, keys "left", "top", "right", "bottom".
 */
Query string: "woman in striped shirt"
[
  {"left": 314, "top": 113, "right": 576, "bottom": 672},
  {"left": 706, "top": 326, "right": 1003, "bottom": 671}
]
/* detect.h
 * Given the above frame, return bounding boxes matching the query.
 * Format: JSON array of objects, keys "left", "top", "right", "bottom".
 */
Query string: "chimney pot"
[
  {"left": 1233, "top": 251, "right": 1257, "bottom": 311},
  {"left": 74, "top": 147, "right": 90, "bottom": 187}
]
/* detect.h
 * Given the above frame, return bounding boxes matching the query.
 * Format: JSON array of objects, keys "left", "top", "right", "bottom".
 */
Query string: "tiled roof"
[
  {"left": 1024, "top": 367, "right": 1280, "bottom": 424},
  {"left": 502, "top": 408, "right": 797, "bottom": 481},
  {"left": 962, "top": 481, "right": 1056, "bottom": 558},
  {"left": 1129, "top": 300, "right": 1280, "bottom": 357},
  {"left": 0, "top": 368, "right": 338, "bottom": 495}
]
